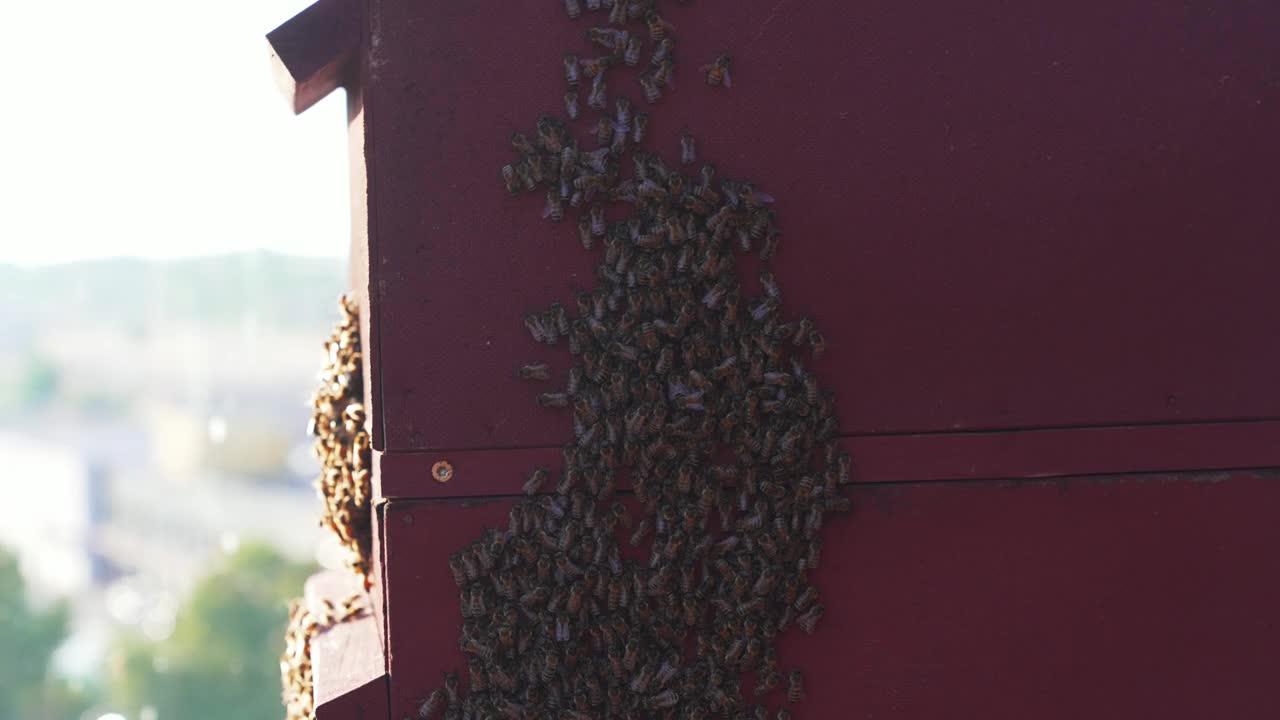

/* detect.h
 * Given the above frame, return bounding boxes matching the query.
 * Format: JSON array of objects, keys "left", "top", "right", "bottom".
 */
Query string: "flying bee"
[
  {"left": 700, "top": 54, "right": 733, "bottom": 87},
  {"left": 519, "top": 362, "right": 550, "bottom": 380},
  {"left": 564, "top": 90, "right": 580, "bottom": 120},
  {"left": 638, "top": 72, "right": 662, "bottom": 103},
  {"left": 537, "top": 392, "right": 569, "bottom": 407},
  {"left": 588, "top": 73, "right": 608, "bottom": 111},
  {"left": 623, "top": 112, "right": 646, "bottom": 145},
  {"left": 563, "top": 0, "right": 582, "bottom": 19},
  {"left": 542, "top": 189, "right": 564, "bottom": 222},
  {"left": 679, "top": 129, "right": 697, "bottom": 165},
  {"left": 623, "top": 34, "right": 644, "bottom": 66}
]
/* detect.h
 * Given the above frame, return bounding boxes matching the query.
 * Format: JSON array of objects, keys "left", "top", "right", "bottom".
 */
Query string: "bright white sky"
[{"left": 0, "top": 1, "right": 350, "bottom": 266}]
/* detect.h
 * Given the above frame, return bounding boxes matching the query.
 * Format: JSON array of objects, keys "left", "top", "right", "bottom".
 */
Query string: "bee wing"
[
  {"left": 749, "top": 189, "right": 775, "bottom": 204},
  {"left": 722, "top": 67, "right": 732, "bottom": 88}
]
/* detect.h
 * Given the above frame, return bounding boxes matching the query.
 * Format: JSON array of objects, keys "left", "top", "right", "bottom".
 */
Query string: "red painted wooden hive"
[{"left": 267, "top": 1, "right": 1280, "bottom": 718}]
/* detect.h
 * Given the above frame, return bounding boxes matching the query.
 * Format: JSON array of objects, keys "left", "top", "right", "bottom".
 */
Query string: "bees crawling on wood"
[
  {"left": 281, "top": 591, "right": 370, "bottom": 720},
  {"left": 432, "top": 2, "right": 850, "bottom": 720},
  {"left": 701, "top": 53, "right": 733, "bottom": 88},
  {"left": 306, "top": 295, "right": 372, "bottom": 583}
]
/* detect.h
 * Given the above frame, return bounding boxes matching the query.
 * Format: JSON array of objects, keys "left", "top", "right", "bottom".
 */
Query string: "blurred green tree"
[
  {"left": 17, "top": 353, "right": 61, "bottom": 410},
  {"left": 109, "top": 543, "right": 312, "bottom": 720},
  {"left": 0, "top": 546, "right": 93, "bottom": 720}
]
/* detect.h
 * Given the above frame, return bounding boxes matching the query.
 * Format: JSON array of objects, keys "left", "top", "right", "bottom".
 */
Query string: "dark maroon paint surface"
[
  {"left": 376, "top": 419, "right": 1280, "bottom": 499},
  {"left": 364, "top": 0, "right": 1280, "bottom": 452},
  {"left": 381, "top": 471, "right": 1280, "bottom": 719}
]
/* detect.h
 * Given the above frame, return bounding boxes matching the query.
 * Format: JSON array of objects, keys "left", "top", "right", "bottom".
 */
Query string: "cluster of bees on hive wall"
[
  {"left": 282, "top": 294, "right": 374, "bottom": 720},
  {"left": 282, "top": 592, "right": 369, "bottom": 720},
  {"left": 306, "top": 294, "right": 373, "bottom": 583},
  {"left": 422, "top": 2, "right": 849, "bottom": 720}
]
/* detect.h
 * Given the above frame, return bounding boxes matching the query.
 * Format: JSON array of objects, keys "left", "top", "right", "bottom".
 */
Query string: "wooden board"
[
  {"left": 380, "top": 470, "right": 1280, "bottom": 719},
  {"left": 361, "top": 0, "right": 1280, "bottom": 453}
]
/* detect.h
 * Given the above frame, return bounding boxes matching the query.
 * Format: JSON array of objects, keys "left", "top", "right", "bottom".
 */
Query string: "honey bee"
[
  {"left": 417, "top": 688, "right": 444, "bottom": 719},
  {"left": 523, "top": 467, "right": 549, "bottom": 495},
  {"left": 519, "top": 362, "right": 550, "bottom": 380},
  {"left": 510, "top": 130, "right": 536, "bottom": 155},
  {"left": 580, "top": 52, "right": 615, "bottom": 77},
  {"left": 448, "top": 553, "right": 466, "bottom": 586},
  {"left": 808, "top": 330, "right": 826, "bottom": 359},
  {"left": 562, "top": 53, "right": 581, "bottom": 88},
  {"left": 638, "top": 72, "right": 662, "bottom": 104},
  {"left": 542, "top": 189, "right": 564, "bottom": 222},
  {"left": 535, "top": 115, "right": 566, "bottom": 152},
  {"left": 652, "top": 58, "right": 675, "bottom": 87},
  {"left": 647, "top": 689, "right": 678, "bottom": 709},
  {"left": 645, "top": 10, "right": 676, "bottom": 40},
  {"left": 679, "top": 129, "right": 697, "bottom": 165},
  {"left": 563, "top": 0, "right": 582, "bottom": 19},
  {"left": 585, "top": 0, "right": 601, "bottom": 9},
  {"left": 700, "top": 54, "right": 733, "bottom": 87},
  {"left": 784, "top": 669, "right": 805, "bottom": 703},
  {"left": 796, "top": 603, "right": 824, "bottom": 634},
  {"left": 588, "top": 73, "right": 608, "bottom": 111},
  {"left": 622, "top": 113, "right": 646, "bottom": 146},
  {"left": 564, "top": 90, "right": 580, "bottom": 120},
  {"left": 608, "top": 0, "right": 626, "bottom": 24},
  {"left": 650, "top": 37, "right": 674, "bottom": 66},
  {"left": 623, "top": 35, "right": 644, "bottom": 66},
  {"left": 501, "top": 163, "right": 525, "bottom": 196},
  {"left": 595, "top": 116, "right": 614, "bottom": 146},
  {"left": 629, "top": 519, "right": 651, "bottom": 547},
  {"left": 537, "top": 392, "right": 570, "bottom": 407}
]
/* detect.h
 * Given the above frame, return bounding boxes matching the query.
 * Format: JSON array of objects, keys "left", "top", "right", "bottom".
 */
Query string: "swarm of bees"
[
  {"left": 426, "top": 2, "right": 848, "bottom": 720},
  {"left": 282, "top": 592, "right": 369, "bottom": 720},
  {"left": 307, "top": 294, "right": 373, "bottom": 584}
]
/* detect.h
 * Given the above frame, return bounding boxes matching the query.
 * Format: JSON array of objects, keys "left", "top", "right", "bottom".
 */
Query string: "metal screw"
[{"left": 432, "top": 461, "right": 454, "bottom": 483}]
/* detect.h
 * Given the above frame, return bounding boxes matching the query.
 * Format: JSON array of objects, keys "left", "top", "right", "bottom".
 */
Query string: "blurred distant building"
[{"left": 0, "top": 432, "right": 113, "bottom": 600}]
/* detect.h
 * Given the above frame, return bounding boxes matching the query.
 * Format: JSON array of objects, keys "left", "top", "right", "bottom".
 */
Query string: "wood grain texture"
[
  {"left": 360, "top": 0, "right": 1280, "bottom": 452},
  {"left": 382, "top": 471, "right": 1280, "bottom": 720}
]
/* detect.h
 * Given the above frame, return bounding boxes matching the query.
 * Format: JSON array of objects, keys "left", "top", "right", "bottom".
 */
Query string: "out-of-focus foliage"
[
  {"left": 108, "top": 543, "right": 312, "bottom": 720},
  {"left": 0, "top": 546, "right": 94, "bottom": 720}
]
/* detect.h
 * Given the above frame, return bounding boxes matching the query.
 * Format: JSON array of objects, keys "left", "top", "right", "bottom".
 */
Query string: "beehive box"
[{"left": 270, "top": 0, "right": 1280, "bottom": 717}]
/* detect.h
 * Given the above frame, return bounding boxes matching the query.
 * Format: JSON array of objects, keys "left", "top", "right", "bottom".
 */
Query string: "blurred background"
[{"left": 0, "top": 2, "right": 354, "bottom": 718}]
